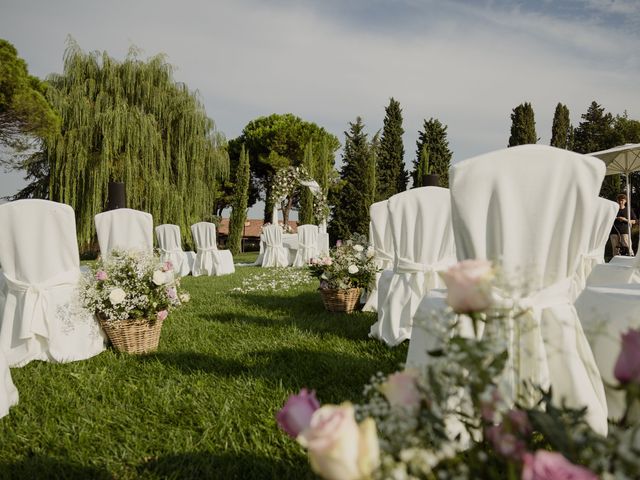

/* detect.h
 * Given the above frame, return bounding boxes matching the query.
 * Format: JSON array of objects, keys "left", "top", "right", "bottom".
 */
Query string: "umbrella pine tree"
[
  {"left": 43, "top": 40, "right": 229, "bottom": 250},
  {"left": 227, "top": 145, "right": 250, "bottom": 255}
]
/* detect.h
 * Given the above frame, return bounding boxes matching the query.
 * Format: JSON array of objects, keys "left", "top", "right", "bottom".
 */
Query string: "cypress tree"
[
  {"left": 508, "top": 102, "right": 537, "bottom": 146},
  {"left": 550, "top": 103, "right": 572, "bottom": 149},
  {"left": 411, "top": 118, "right": 452, "bottom": 187},
  {"left": 376, "top": 98, "right": 407, "bottom": 200},
  {"left": 366, "top": 132, "right": 379, "bottom": 208},
  {"left": 44, "top": 39, "right": 228, "bottom": 250},
  {"left": 298, "top": 141, "right": 315, "bottom": 225},
  {"left": 227, "top": 145, "right": 250, "bottom": 255},
  {"left": 329, "top": 117, "right": 374, "bottom": 242}
]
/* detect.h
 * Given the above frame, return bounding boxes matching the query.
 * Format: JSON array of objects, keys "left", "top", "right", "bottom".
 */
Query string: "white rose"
[
  {"left": 353, "top": 244, "right": 364, "bottom": 252},
  {"left": 108, "top": 288, "right": 126, "bottom": 305},
  {"left": 439, "top": 260, "right": 494, "bottom": 314},
  {"left": 348, "top": 265, "right": 359, "bottom": 274},
  {"left": 298, "top": 403, "right": 380, "bottom": 480},
  {"left": 152, "top": 270, "right": 167, "bottom": 285},
  {"left": 366, "top": 246, "right": 375, "bottom": 258}
]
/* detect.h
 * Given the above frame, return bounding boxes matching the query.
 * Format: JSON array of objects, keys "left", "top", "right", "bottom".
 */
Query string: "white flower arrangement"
[
  {"left": 80, "top": 249, "right": 188, "bottom": 323},
  {"left": 309, "top": 234, "right": 379, "bottom": 290}
]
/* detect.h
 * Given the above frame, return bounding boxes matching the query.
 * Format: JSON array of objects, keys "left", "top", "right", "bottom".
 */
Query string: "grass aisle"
[{"left": 0, "top": 254, "right": 407, "bottom": 479}]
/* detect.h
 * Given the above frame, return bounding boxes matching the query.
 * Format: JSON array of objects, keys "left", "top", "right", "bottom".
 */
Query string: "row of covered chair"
[
  {"left": 259, "top": 224, "right": 329, "bottom": 268},
  {"left": 365, "top": 145, "right": 624, "bottom": 435},
  {"left": 94, "top": 208, "right": 234, "bottom": 277}
]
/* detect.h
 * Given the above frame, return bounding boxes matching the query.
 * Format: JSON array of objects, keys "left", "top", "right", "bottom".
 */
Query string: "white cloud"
[{"left": 0, "top": 0, "right": 638, "bottom": 200}]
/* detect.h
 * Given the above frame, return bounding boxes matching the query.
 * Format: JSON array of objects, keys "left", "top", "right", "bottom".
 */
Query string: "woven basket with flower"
[
  {"left": 309, "top": 234, "right": 379, "bottom": 313},
  {"left": 80, "top": 249, "right": 189, "bottom": 354}
]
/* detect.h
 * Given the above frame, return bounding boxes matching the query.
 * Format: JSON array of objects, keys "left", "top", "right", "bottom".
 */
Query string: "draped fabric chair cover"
[
  {"left": 94, "top": 208, "right": 153, "bottom": 257},
  {"left": 155, "top": 224, "right": 195, "bottom": 277},
  {"left": 0, "top": 348, "right": 18, "bottom": 418},
  {"left": 261, "top": 225, "right": 289, "bottom": 268},
  {"left": 575, "top": 283, "right": 640, "bottom": 421},
  {"left": 190, "top": 222, "right": 235, "bottom": 276},
  {"left": 370, "top": 187, "right": 456, "bottom": 346},
  {"left": 607, "top": 251, "right": 639, "bottom": 266},
  {"left": 586, "top": 244, "right": 640, "bottom": 286},
  {"left": 293, "top": 225, "right": 319, "bottom": 267},
  {"left": 0, "top": 200, "right": 106, "bottom": 367},
  {"left": 409, "top": 145, "right": 607, "bottom": 434},
  {"left": 362, "top": 201, "right": 394, "bottom": 313},
  {"left": 572, "top": 198, "right": 618, "bottom": 294}
]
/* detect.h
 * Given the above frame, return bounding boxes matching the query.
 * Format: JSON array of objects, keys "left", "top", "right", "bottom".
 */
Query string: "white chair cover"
[
  {"left": 0, "top": 348, "right": 18, "bottom": 418},
  {"left": 155, "top": 224, "right": 194, "bottom": 277},
  {"left": 362, "top": 200, "right": 393, "bottom": 313},
  {"left": 575, "top": 283, "right": 640, "bottom": 421},
  {"left": 261, "top": 225, "right": 289, "bottom": 268},
  {"left": 293, "top": 225, "right": 319, "bottom": 267},
  {"left": 410, "top": 145, "right": 608, "bottom": 434},
  {"left": 573, "top": 198, "right": 618, "bottom": 296},
  {"left": 95, "top": 208, "right": 153, "bottom": 257},
  {"left": 0, "top": 199, "right": 106, "bottom": 367},
  {"left": 370, "top": 187, "right": 456, "bottom": 346},
  {"left": 190, "top": 222, "right": 235, "bottom": 276},
  {"left": 586, "top": 244, "right": 640, "bottom": 286}
]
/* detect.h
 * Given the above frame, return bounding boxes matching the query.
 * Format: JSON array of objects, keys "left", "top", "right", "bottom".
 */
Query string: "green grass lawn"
[{"left": 0, "top": 254, "right": 407, "bottom": 479}]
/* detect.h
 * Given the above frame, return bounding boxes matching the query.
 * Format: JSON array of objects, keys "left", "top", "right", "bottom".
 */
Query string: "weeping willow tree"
[{"left": 44, "top": 39, "right": 229, "bottom": 250}]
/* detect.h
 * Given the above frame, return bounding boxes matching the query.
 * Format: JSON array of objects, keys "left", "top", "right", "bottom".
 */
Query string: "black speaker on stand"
[
  {"left": 422, "top": 174, "right": 440, "bottom": 187},
  {"left": 106, "top": 182, "right": 127, "bottom": 211}
]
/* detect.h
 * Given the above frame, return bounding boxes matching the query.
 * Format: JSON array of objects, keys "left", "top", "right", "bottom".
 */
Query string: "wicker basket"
[
  {"left": 98, "top": 315, "right": 164, "bottom": 354},
  {"left": 319, "top": 287, "right": 362, "bottom": 313}
]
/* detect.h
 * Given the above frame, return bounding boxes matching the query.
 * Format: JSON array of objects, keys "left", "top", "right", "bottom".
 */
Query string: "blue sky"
[{"left": 1, "top": 0, "right": 639, "bottom": 205}]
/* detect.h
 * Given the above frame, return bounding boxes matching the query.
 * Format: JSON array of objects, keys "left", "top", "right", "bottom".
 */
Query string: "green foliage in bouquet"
[
  {"left": 80, "top": 250, "right": 189, "bottom": 323},
  {"left": 308, "top": 234, "right": 379, "bottom": 290}
]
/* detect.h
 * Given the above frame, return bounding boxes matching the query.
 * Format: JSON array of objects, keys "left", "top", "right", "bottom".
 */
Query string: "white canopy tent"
[{"left": 589, "top": 143, "right": 640, "bottom": 239}]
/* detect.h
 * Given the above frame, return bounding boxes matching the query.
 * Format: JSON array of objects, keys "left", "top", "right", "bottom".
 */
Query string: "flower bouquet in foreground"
[
  {"left": 309, "top": 234, "right": 378, "bottom": 313},
  {"left": 80, "top": 249, "right": 189, "bottom": 354},
  {"left": 278, "top": 260, "right": 640, "bottom": 479}
]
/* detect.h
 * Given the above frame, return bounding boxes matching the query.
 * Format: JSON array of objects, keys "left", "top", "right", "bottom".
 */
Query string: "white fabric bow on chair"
[{"left": 0, "top": 199, "right": 106, "bottom": 368}]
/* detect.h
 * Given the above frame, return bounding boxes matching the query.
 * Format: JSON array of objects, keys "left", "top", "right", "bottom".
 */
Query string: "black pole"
[
  {"left": 107, "top": 182, "right": 127, "bottom": 211},
  {"left": 422, "top": 174, "right": 440, "bottom": 187}
]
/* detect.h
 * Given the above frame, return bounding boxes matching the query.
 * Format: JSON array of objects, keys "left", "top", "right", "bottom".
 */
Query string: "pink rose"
[
  {"left": 336, "top": 240, "right": 343, "bottom": 247},
  {"left": 507, "top": 409, "right": 531, "bottom": 436},
  {"left": 156, "top": 310, "right": 168, "bottom": 321},
  {"left": 379, "top": 370, "right": 421, "bottom": 413},
  {"left": 614, "top": 329, "right": 640, "bottom": 384},
  {"left": 276, "top": 389, "right": 320, "bottom": 438},
  {"left": 485, "top": 425, "right": 526, "bottom": 461},
  {"left": 166, "top": 287, "right": 177, "bottom": 300},
  {"left": 95, "top": 270, "right": 108, "bottom": 281},
  {"left": 297, "top": 403, "right": 379, "bottom": 480},
  {"left": 522, "top": 451, "right": 598, "bottom": 480},
  {"left": 439, "top": 259, "right": 493, "bottom": 314},
  {"left": 162, "top": 261, "right": 173, "bottom": 272}
]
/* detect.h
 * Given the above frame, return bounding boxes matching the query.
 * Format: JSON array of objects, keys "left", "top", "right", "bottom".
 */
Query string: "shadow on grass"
[
  {"left": 140, "top": 346, "right": 403, "bottom": 396},
  {"left": 201, "top": 290, "right": 378, "bottom": 340},
  {"left": 0, "top": 455, "right": 112, "bottom": 479},
  {"left": 138, "top": 450, "right": 312, "bottom": 480}
]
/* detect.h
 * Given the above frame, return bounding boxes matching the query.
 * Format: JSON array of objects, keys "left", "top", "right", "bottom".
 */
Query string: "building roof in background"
[{"left": 217, "top": 218, "right": 298, "bottom": 237}]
